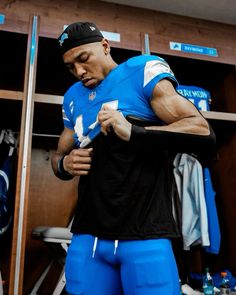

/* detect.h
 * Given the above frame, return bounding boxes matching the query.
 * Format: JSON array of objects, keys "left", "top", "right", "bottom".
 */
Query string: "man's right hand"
[{"left": 63, "top": 148, "right": 93, "bottom": 176}]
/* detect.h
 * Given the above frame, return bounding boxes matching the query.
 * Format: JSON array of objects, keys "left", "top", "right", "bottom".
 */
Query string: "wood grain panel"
[
  {"left": 0, "top": 89, "right": 23, "bottom": 100},
  {"left": 212, "top": 133, "right": 236, "bottom": 273},
  {"left": 0, "top": 0, "right": 236, "bottom": 63},
  {"left": 8, "top": 15, "right": 39, "bottom": 295},
  {"left": 23, "top": 148, "right": 78, "bottom": 293},
  {"left": 150, "top": 33, "right": 236, "bottom": 64},
  {"left": 8, "top": 14, "right": 33, "bottom": 295}
]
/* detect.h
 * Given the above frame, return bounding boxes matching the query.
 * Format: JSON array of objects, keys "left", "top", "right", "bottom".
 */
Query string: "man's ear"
[{"left": 102, "top": 39, "right": 110, "bottom": 55}]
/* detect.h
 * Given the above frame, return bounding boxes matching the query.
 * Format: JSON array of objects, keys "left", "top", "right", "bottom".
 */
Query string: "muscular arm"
[
  {"left": 51, "top": 127, "right": 93, "bottom": 180},
  {"left": 147, "top": 79, "right": 210, "bottom": 134},
  {"left": 130, "top": 79, "right": 216, "bottom": 154},
  {"left": 98, "top": 79, "right": 215, "bottom": 155}
]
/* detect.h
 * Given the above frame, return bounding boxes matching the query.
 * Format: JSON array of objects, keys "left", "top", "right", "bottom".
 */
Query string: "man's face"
[{"left": 63, "top": 40, "right": 110, "bottom": 88}]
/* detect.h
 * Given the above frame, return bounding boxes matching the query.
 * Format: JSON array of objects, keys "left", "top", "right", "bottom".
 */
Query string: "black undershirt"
[{"left": 71, "top": 130, "right": 180, "bottom": 240}]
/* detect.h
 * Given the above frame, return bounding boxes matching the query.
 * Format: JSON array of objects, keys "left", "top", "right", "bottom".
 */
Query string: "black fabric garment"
[
  {"left": 71, "top": 130, "right": 180, "bottom": 240},
  {"left": 127, "top": 115, "right": 216, "bottom": 167},
  {"left": 130, "top": 124, "right": 216, "bottom": 167}
]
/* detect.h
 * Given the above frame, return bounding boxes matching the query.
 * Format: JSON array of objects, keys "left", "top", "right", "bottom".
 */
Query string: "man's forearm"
[{"left": 145, "top": 115, "right": 210, "bottom": 136}]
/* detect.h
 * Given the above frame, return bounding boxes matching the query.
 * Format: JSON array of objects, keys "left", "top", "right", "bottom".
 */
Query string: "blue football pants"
[{"left": 65, "top": 234, "right": 180, "bottom": 295}]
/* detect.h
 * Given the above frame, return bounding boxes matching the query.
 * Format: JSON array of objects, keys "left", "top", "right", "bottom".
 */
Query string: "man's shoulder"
[{"left": 125, "top": 54, "right": 164, "bottom": 68}]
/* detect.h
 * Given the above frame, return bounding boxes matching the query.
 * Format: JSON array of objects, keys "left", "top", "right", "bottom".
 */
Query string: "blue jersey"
[{"left": 62, "top": 55, "right": 178, "bottom": 147}]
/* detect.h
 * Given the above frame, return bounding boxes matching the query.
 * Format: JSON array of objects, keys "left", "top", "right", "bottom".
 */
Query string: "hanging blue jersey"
[
  {"left": 176, "top": 85, "right": 211, "bottom": 111},
  {"left": 62, "top": 55, "right": 178, "bottom": 147}
]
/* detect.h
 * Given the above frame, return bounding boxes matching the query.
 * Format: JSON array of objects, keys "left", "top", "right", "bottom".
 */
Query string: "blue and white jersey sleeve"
[
  {"left": 62, "top": 91, "right": 75, "bottom": 130},
  {"left": 142, "top": 56, "right": 178, "bottom": 100}
]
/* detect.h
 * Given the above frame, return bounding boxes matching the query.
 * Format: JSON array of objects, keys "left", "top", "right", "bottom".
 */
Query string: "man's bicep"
[{"left": 150, "top": 79, "right": 201, "bottom": 124}]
